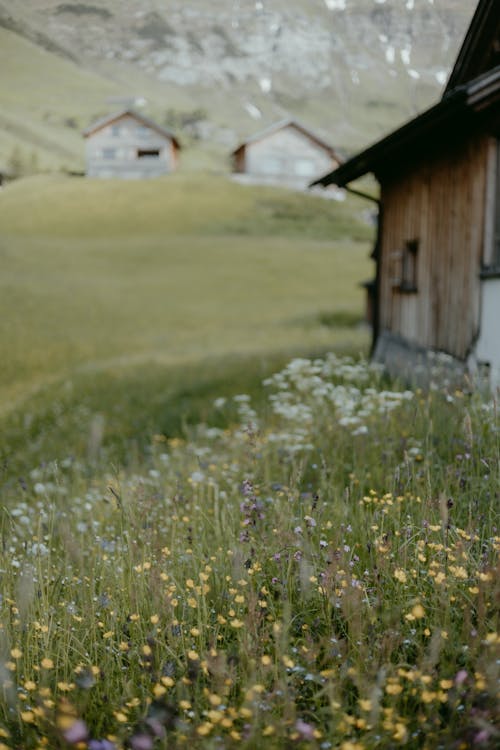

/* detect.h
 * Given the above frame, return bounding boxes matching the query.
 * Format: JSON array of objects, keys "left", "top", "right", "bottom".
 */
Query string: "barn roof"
[
  {"left": 445, "top": 0, "right": 500, "bottom": 93},
  {"left": 312, "top": 65, "right": 500, "bottom": 188},
  {"left": 83, "top": 109, "right": 181, "bottom": 148},
  {"left": 232, "top": 119, "right": 341, "bottom": 161}
]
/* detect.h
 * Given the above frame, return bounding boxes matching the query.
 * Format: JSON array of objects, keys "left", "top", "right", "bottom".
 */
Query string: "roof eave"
[{"left": 311, "top": 68, "right": 500, "bottom": 189}]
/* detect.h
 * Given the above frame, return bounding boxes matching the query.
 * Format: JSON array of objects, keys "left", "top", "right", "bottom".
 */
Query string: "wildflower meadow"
[{"left": 0, "top": 353, "right": 498, "bottom": 749}]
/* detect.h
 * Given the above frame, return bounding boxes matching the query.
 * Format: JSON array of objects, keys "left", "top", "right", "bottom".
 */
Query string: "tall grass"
[{"left": 0, "top": 353, "right": 498, "bottom": 749}]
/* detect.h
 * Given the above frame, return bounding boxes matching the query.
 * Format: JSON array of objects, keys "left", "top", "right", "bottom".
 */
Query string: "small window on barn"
[
  {"left": 137, "top": 126, "right": 149, "bottom": 137},
  {"left": 399, "top": 239, "right": 419, "bottom": 293},
  {"left": 102, "top": 148, "right": 116, "bottom": 160},
  {"left": 110, "top": 125, "right": 121, "bottom": 136},
  {"left": 137, "top": 148, "right": 161, "bottom": 159}
]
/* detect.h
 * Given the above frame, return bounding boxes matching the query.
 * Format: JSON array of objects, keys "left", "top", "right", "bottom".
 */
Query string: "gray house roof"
[
  {"left": 232, "top": 118, "right": 342, "bottom": 161},
  {"left": 83, "top": 109, "right": 181, "bottom": 148}
]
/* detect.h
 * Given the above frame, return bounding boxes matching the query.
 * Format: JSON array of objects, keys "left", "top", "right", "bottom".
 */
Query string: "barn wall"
[
  {"left": 475, "top": 277, "right": 500, "bottom": 385},
  {"left": 378, "top": 133, "right": 492, "bottom": 360},
  {"left": 244, "top": 126, "right": 336, "bottom": 183},
  {"left": 85, "top": 114, "right": 174, "bottom": 178}
]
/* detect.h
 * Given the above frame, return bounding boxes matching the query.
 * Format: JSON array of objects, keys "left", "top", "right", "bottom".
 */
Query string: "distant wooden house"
[
  {"left": 83, "top": 110, "right": 180, "bottom": 179},
  {"left": 232, "top": 119, "right": 341, "bottom": 187},
  {"left": 313, "top": 0, "right": 500, "bottom": 386}
]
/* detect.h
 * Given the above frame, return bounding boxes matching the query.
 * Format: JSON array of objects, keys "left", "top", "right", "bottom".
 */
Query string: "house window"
[
  {"left": 260, "top": 157, "right": 282, "bottom": 175},
  {"left": 294, "top": 159, "right": 316, "bottom": 177},
  {"left": 111, "top": 124, "right": 121, "bottom": 136},
  {"left": 137, "top": 126, "right": 149, "bottom": 137},
  {"left": 102, "top": 148, "right": 116, "bottom": 160},
  {"left": 400, "top": 239, "right": 419, "bottom": 292},
  {"left": 137, "top": 149, "right": 160, "bottom": 158}
]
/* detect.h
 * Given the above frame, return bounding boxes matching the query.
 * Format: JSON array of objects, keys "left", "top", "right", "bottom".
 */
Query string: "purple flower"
[
  {"left": 88, "top": 741, "right": 116, "bottom": 750},
  {"left": 455, "top": 669, "right": 468, "bottom": 686},
  {"left": 63, "top": 719, "right": 88, "bottom": 744},
  {"left": 129, "top": 733, "right": 154, "bottom": 750},
  {"left": 474, "top": 730, "right": 490, "bottom": 745},
  {"left": 295, "top": 719, "right": 315, "bottom": 739}
]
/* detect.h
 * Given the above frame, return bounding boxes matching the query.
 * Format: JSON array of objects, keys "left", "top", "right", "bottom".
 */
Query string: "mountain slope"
[{"left": 0, "top": 0, "right": 477, "bottom": 172}]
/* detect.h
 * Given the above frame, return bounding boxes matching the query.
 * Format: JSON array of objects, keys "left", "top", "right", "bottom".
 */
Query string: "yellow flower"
[
  {"left": 24, "top": 680, "right": 37, "bottom": 691},
  {"left": 207, "top": 710, "right": 223, "bottom": 724},
  {"left": 263, "top": 725, "right": 275, "bottom": 736},
  {"left": 161, "top": 676, "right": 175, "bottom": 687},
  {"left": 20, "top": 711, "right": 35, "bottom": 724},
  {"left": 114, "top": 712, "right": 128, "bottom": 723},
  {"left": 439, "top": 679, "right": 453, "bottom": 690},
  {"left": 153, "top": 684, "right": 166, "bottom": 698},
  {"left": 230, "top": 619, "right": 244, "bottom": 629},
  {"left": 57, "top": 682, "right": 74, "bottom": 692},
  {"left": 386, "top": 683, "right": 403, "bottom": 695},
  {"left": 394, "top": 569, "right": 407, "bottom": 583},
  {"left": 405, "top": 603, "right": 425, "bottom": 621},
  {"left": 41, "top": 658, "right": 54, "bottom": 669},
  {"left": 196, "top": 723, "right": 212, "bottom": 736},
  {"left": 261, "top": 655, "right": 272, "bottom": 666},
  {"left": 421, "top": 690, "right": 436, "bottom": 703},
  {"left": 358, "top": 699, "right": 372, "bottom": 711},
  {"left": 208, "top": 693, "right": 222, "bottom": 706},
  {"left": 393, "top": 723, "right": 408, "bottom": 742},
  {"left": 188, "top": 650, "right": 199, "bottom": 661},
  {"left": 150, "top": 614, "right": 159, "bottom": 625}
]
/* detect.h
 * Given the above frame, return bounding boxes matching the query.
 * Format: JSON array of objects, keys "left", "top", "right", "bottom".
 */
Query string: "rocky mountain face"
[{"left": 0, "top": 0, "right": 477, "bottom": 166}]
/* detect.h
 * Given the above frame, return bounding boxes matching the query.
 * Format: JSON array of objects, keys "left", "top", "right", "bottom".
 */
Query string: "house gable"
[
  {"left": 232, "top": 119, "right": 340, "bottom": 183},
  {"left": 445, "top": 0, "right": 500, "bottom": 93},
  {"left": 83, "top": 111, "right": 179, "bottom": 179}
]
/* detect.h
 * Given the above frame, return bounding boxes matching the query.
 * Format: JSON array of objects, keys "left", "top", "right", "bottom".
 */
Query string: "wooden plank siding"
[{"left": 378, "top": 133, "right": 492, "bottom": 360}]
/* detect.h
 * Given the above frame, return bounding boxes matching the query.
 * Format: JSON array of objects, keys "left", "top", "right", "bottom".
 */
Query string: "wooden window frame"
[{"left": 392, "top": 239, "right": 419, "bottom": 293}]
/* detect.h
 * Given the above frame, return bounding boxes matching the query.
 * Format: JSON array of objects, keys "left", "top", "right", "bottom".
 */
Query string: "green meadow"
[
  {"left": 0, "top": 174, "right": 498, "bottom": 750},
  {"left": 0, "top": 173, "right": 371, "bottom": 477}
]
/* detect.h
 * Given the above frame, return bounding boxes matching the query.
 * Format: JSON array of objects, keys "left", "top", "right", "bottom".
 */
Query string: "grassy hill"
[{"left": 0, "top": 173, "right": 372, "bottom": 478}]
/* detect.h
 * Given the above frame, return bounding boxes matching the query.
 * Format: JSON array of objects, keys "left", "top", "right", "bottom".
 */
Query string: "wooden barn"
[
  {"left": 313, "top": 0, "right": 500, "bottom": 386},
  {"left": 83, "top": 110, "right": 180, "bottom": 179},
  {"left": 232, "top": 119, "right": 341, "bottom": 187}
]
